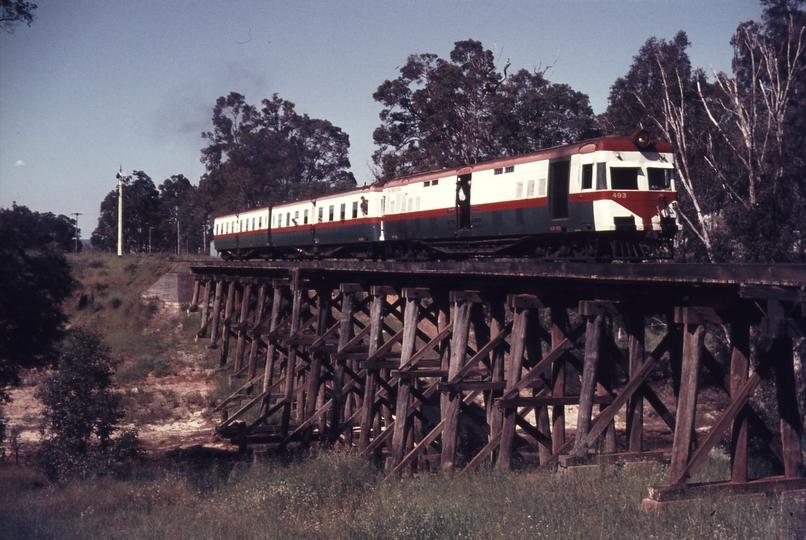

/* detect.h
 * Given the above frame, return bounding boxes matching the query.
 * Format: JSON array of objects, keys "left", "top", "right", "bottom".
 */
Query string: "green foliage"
[
  {"left": 0, "top": 204, "right": 74, "bottom": 402},
  {"left": 372, "top": 39, "right": 600, "bottom": 180},
  {"left": 36, "top": 327, "right": 138, "bottom": 481},
  {"left": 198, "top": 92, "right": 356, "bottom": 216},
  {"left": 604, "top": 4, "right": 806, "bottom": 262},
  {"left": 92, "top": 171, "right": 162, "bottom": 253},
  {"left": 0, "top": 0, "right": 37, "bottom": 33},
  {"left": 37, "top": 328, "right": 121, "bottom": 451}
]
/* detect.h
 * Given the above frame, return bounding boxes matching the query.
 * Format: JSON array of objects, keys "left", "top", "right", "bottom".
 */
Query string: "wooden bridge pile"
[{"left": 188, "top": 260, "right": 806, "bottom": 505}]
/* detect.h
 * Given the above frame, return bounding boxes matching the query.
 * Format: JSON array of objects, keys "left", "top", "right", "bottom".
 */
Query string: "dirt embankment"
[{"left": 4, "top": 255, "right": 225, "bottom": 459}]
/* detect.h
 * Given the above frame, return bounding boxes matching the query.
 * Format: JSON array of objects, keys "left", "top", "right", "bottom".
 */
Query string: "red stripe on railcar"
[
  {"left": 383, "top": 198, "right": 548, "bottom": 223},
  {"left": 575, "top": 191, "right": 677, "bottom": 225},
  {"left": 314, "top": 217, "right": 382, "bottom": 230}
]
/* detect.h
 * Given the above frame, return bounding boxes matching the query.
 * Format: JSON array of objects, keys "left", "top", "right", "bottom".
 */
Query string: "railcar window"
[
  {"left": 648, "top": 168, "right": 674, "bottom": 190},
  {"left": 329, "top": 205, "right": 334, "bottom": 221},
  {"left": 494, "top": 168, "right": 503, "bottom": 175},
  {"left": 318, "top": 207, "right": 324, "bottom": 222},
  {"left": 352, "top": 201, "right": 358, "bottom": 219},
  {"left": 611, "top": 167, "right": 640, "bottom": 190},
  {"left": 538, "top": 178, "right": 546, "bottom": 197},
  {"left": 582, "top": 164, "right": 593, "bottom": 190},
  {"left": 432, "top": 179, "right": 438, "bottom": 186},
  {"left": 286, "top": 212, "right": 290, "bottom": 227},
  {"left": 424, "top": 181, "right": 430, "bottom": 187},
  {"left": 527, "top": 180, "right": 535, "bottom": 197},
  {"left": 258, "top": 217, "right": 262, "bottom": 229},
  {"left": 505, "top": 166, "right": 515, "bottom": 173},
  {"left": 515, "top": 182, "right": 523, "bottom": 198},
  {"left": 340, "top": 203, "right": 346, "bottom": 220},
  {"left": 596, "top": 163, "right": 607, "bottom": 190}
]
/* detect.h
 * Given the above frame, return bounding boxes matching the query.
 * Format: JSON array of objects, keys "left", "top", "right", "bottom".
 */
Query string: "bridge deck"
[{"left": 191, "top": 260, "right": 806, "bottom": 286}]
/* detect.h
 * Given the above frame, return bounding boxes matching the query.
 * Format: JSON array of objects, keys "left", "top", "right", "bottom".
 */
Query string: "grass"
[
  {"left": 1, "top": 450, "right": 803, "bottom": 540},
  {"left": 116, "top": 355, "right": 173, "bottom": 385},
  {"left": 15, "top": 252, "right": 799, "bottom": 538},
  {"left": 66, "top": 251, "right": 212, "bottom": 362}
]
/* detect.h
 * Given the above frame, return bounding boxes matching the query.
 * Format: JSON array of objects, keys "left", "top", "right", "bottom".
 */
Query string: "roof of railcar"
[
  {"left": 383, "top": 134, "right": 674, "bottom": 188},
  {"left": 214, "top": 184, "right": 383, "bottom": 220}
]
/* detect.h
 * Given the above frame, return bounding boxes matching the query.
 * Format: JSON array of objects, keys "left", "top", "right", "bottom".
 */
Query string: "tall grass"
[
  {"left": 2, "top": 451, "right": 802, "bottom": 540},
  {"left": 65, "top": 251, "right": 212, "bottom": 365}
]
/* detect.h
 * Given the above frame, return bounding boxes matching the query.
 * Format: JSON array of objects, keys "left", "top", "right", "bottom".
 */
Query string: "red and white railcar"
[
  {"left": 214, "top": 131, "right": 678, "bottom": 260},
  {"left": 380, "top": 131, "right": 678, "bottom": 259}
]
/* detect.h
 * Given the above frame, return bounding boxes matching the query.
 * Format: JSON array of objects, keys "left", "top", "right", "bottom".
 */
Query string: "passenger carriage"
[{"left": 214, "top": 185, "right": 384, "bottom": 260}]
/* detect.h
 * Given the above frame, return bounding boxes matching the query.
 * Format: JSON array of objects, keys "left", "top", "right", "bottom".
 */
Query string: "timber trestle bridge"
[{"left": 188, "top": 259, "right": 806, "bottom": 506}]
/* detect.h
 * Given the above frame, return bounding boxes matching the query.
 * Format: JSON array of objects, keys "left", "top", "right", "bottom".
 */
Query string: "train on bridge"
[{"left": 213, "top": 130, "right": 679, "bottom": 261}]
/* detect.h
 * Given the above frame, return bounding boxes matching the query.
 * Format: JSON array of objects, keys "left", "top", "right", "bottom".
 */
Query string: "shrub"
[{"left": 36, "top": 327, "right": 138, "bottom": 481}]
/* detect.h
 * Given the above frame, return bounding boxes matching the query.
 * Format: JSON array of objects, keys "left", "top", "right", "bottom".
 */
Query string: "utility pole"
[
  {"left": 71, "top": 212, "right": 82, "bottom": 253},
  {"left": 176, "top": 206, "right": 180, "bottom": 256},
  {"left": 116, "top": 168, "right": 129, "bottom": 257}
]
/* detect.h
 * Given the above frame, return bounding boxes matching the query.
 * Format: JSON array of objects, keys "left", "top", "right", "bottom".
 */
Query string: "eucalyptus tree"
[
  {"left": 372, "top": 39, "right": 599, "bottom": 181},
  {"left": 603, "top": 31, "right": 720, "bottom": 262},
  {"left": 91, "top": 171, "right": 162, "bottom": 253},
  {"left": 158, "top": 174, "right": 204, "bottom": 254},
  {"left": 198, "top": 92, "right": 356, "bottom": 217},
  {"left": 0, "top": 0, "right": 37, "bottom": 32},
  {"left": 695, "top": 0, "right": 806, "bottom": 261}
]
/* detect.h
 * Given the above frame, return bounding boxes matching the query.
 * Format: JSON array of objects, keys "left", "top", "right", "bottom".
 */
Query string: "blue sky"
[{"left": 0, "top": 0, "right": 762, "bottom": 234}]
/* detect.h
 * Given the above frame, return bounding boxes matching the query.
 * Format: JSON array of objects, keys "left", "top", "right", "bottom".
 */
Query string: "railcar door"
[
  {"left": 267, "top": 208, "right": 273, "bottom": 246},
  {"left": 456, "top": 173, "right": 472, "bottom": 230},
  {"left": 548, "top": 160, "right": 570, "bottom": 220},
  {"left": 379, "top": 196, "right": 386, "bottom": 241}
]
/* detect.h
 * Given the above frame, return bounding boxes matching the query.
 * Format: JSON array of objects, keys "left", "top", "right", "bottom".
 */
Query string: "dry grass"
[{"left": 1, "top": 450, "right": 803, "bottom": 540}]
